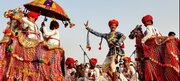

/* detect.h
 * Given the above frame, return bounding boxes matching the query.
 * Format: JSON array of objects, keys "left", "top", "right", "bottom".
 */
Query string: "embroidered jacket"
[{"left": 86, "top": 27, "right": 126, "bottom": 56}]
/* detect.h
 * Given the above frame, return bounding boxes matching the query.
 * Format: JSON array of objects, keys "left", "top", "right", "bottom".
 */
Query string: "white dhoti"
[
  {"left": 27, "top": 33, "right": 39, "bottom": 39},
  {"left": 119, "top": 73, "right": 128, "bottom": 81},
  {"left": 102, "top": 55, "right": 117, "bottom": 73}
]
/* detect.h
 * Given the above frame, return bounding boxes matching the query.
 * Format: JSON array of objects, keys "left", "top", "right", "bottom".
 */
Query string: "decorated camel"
[
  {"left": 129, "top": 25, "right": 180, "bottom": 81},
  {"left": 0, "top": 8, "right": 66, "bottom": 81}
]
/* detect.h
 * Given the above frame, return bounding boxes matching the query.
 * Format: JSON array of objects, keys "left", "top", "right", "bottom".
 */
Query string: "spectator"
[{"left": 65, "top": 57, "right": 77, "bottom": 81}]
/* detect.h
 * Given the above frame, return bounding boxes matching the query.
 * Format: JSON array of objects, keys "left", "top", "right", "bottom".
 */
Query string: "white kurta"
[
  {"left": 141, "top": 25, "right": 161, "bottom": 43},
  {"left": 65, "top": 68, "right": 77, "bottom": 81},
  {"left": 85, "top": 68, "right": 100, "bottom": 81},
  {"left": 120, "top": 66, "right": 139, "bottom": 81},
  {"left": 42, "top": 26, "right": 60, "bottom": 46},
  {"left": 22, "top": 17, "right": 40, "bottom": 39}
]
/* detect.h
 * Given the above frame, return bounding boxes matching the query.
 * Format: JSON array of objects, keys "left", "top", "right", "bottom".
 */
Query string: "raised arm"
[
  {"left": 84, "top": 21, "right": 106, "bottom": 38},
  {"left": 22, "top": 17, "right": 34, "bottom": 29}
]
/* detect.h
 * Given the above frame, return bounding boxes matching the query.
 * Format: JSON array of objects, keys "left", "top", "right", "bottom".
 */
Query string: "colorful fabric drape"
[
  {"left": 0, "top": 33, "right": 66, "bottom": 81},
  {"left": 140, "top": 37, "right": 179, "bottom": 81}
]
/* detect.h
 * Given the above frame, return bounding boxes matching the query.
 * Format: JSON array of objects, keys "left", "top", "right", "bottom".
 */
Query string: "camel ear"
[
  {"left": 139, "top": 25, "right": 142, "bottom": 27},
  {"left": 135, "top": 25, "right": 142, "bottom": 30},
  {"left": 135, "top": 25, "right": 139, "bottom": 28},
  {"left": 135, "top": 25, "right": 140, "bottom": 30}
]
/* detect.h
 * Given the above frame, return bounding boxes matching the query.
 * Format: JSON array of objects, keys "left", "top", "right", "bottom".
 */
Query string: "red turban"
[
  {"left": 27, "top": 11, "right": 40, "bottom": 19},
  {"left": 123, "top": 57, "right": 131, "bottom": 62},
  {"left": 65, "top": 57, "right": 75, "bottom": 65},
  {"left": 142, "top": 15, "right": 153, "bottom": 24},
  {"left": 108, "top": 19, "right": 119, "bottom": 27},
  {"left": 89, "top": 58, "right": 97, "bottom": 66}
]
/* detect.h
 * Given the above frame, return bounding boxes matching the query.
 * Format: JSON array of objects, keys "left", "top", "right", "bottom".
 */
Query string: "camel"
[
  {"left": 129, "top": 25, "right": 179, "bottom": 81},
  {"left": 0, "top": 8, "right": 66, "bottom": 81}
]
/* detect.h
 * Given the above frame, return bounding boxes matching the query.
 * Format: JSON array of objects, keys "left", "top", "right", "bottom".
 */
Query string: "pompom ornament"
[
  {"left": 98, "top": 38, "right": 103, "bottom": 50},
  {"left": 86, "top": 44, "right": 91, "bottom": 51},
  {"left": 69, "top": 22, "right": 75, "bottom": 28}
]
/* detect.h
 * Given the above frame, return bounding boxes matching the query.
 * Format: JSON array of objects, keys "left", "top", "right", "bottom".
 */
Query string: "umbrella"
[{"left": 24, "top": 0, "right": 74, "bottom": 28}]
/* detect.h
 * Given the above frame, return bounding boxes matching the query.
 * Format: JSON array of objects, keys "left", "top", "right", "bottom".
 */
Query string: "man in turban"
[
  {"left": 22, "top": 11, "right": 41, "bottom": 39},
  {"left": 141, "top": 15, "right": 162, "bottom": 44},
  {"left": 119, "top": 57, "right": 139, "bottom": 81},
  {"left": 84, "top": 19, "right": 126, "bottom": 81},
  {"left": 65, "top": 57, "right": 77, "bottom": 81},
  {"left": 84, "top": 58, "right": 100, "bottom": 81}
]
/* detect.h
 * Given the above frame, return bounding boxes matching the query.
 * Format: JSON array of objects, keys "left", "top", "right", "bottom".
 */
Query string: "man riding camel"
[
  {"left": 41, "top": 20, "right": 60, "bottom": 46},
  {"left": 22, "top": 11, "right": 41, "bottom": 39},
  {"left": 141, "top": 15, "right": 162, "bottom": 44}
]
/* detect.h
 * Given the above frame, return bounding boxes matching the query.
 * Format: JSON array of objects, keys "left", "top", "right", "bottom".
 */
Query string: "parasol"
[{"left": 24, "top": 0, "right": 74, "bottom": 28}]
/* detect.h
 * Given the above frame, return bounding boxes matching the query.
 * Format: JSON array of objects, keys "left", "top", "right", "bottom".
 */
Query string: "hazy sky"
[{"left": 0, "top": 0, "right": 179, "bottom": 64}]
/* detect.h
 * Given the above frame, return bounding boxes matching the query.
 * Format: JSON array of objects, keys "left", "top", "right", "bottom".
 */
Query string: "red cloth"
[
  {"left": 89, "top": 58, "right": 97, "bottom": 65},
  {"left": 65, "top": 57, "right": 75, "bottom": 65},
  {"left": 142, "top": 15, "right": 153, "bottom": 24},
  {"left": 27, "top": 11, "right": 40, "bottom": 19},
  {"left": 123, "top": 57, "right": 131, "bottom": 62},
  {"left": 3, "top": 27, "right": 11, "bottom": 34},
  {"left": 120, "top": 43, "right": 125, "bottom": 48},
  {"left": 108, "top": 19, "right": 119, "bottom": 26},
  {"left": 142, "top": 43, "right": 149, "bottom": 51}
]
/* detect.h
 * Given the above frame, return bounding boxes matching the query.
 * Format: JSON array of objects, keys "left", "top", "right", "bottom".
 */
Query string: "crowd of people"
[{"left": 64, "top": 57, "right": 139, "bottom": 81}]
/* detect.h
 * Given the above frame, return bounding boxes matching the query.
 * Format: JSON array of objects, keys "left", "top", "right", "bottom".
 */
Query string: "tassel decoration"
[
  {"left": 69, "top": 21, "right": 75, "bottom": 28},
  {"left": 86, "top": 31, "right": 91, "bottom": 51},
  {"left": 98, "top": 37, "right": 103, "bottom": 50}
]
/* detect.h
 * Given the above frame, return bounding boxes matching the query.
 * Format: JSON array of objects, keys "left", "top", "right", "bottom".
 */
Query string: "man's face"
[
  {"left": 90, "top": 63, "right": 95, "bottom": 68},
  {"left": 75, "top": 60, "right": 78, "bottom": 64},
  {"left": 123, "top": 61, "right": 130, "bottom": 67},
  {"left": 80, "top": 64, "right": 85, "bottom": 69},
  {"left": 119, "top": 64, "right": 123, "bottom": 67},
  {"left": 170, "top": 34, "right": 175, "bottom": 37},
  {"left": 70, "top": 63, "right": 75, "bottom": 68},
  {"left": 28, "top": 16, "right": 36, "bottom": 22},
  {"left": 110, "top": 24, "right": 117, "bottom": 32},
  {"left": 144, "top": 20, "right": 152, "bottom": 27}
]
